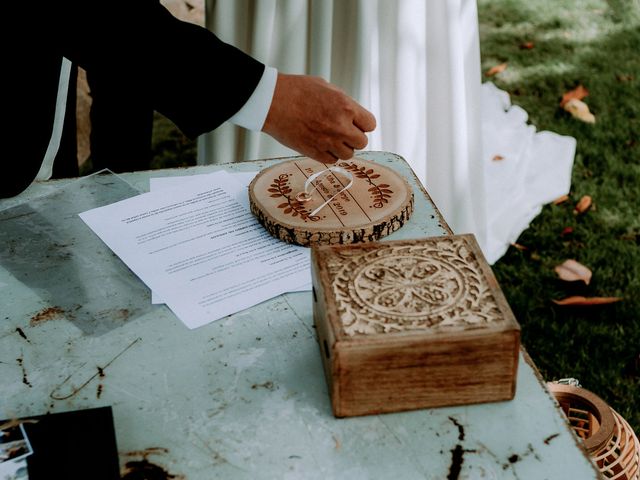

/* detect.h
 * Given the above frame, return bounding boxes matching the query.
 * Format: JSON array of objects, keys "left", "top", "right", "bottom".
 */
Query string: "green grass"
[
  {"left": 150, "top": 112, "right": 197, "bottom": 170},
  {"left": 478, "top": 0, "right": 640, "bottom": 433},
  {"left": 79, "top": 113, "right": 196, "bottom": 175}
]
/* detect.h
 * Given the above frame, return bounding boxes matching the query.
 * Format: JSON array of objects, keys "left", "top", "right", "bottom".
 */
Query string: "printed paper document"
[
  {"left": 148, "top": 171, "right": 310, "bottom": 303},
  {"left": 79, "top": 170, "right": 311, "bottom": 329}
]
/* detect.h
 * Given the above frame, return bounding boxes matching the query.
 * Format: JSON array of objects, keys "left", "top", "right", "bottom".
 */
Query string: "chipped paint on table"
[{"left": 0, "top": 152, "right": 601, "bottom": 479}]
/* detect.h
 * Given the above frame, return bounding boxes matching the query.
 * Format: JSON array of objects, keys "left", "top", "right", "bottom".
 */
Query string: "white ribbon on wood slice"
[{"left": 295, "top": 167, "right": 354, "bottom": 216}]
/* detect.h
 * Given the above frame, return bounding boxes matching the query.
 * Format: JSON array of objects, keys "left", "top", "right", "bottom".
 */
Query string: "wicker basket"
[{"left": 547, "top": 382, "right": 639, "bottom": 480}]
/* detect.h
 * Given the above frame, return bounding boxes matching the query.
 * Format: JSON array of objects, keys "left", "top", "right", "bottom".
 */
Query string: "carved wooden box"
[{"left": 310, "top": 234, "right": 521, "bottom": 417}]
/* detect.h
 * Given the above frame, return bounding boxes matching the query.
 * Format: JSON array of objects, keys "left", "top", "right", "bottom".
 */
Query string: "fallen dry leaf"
[
  {"left": 563, "top": 98, "right": 596, "bottom": 123},
  {"left": 520, "top": 41, "right": 535, "bottom": 50},
  {"left": 560, "top": 226, "right": 574, "bottom": 236},
  {"left": 485, "top": 62, "right": 507, "bottom": 77},
  {"left": 553, "top": 194, "right": 570, "bottom": 205},
  {"left": 554, "top": 259, "right": 592, "bottom": 285},
  {"left": 492, "top": 155, "right": 505, "bottom": 161},
  {"left": 616, "top": 73, "right": 634, "bottom": 83},
  {"left": 511, "top": 242, "right": 528, "bottom": 251},
  {"left": 574, "top": 195, "right": 592, "bottom": 214},
  {"left": 552, "top": 296, "right": 622, "bottom": 306},
  {"left": 560, "top": 84, "right": 589, "bottom": 107}
]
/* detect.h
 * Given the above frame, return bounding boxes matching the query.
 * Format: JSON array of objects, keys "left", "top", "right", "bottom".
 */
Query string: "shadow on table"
[{"left": 0, "top": 171, "right": 156, "bottom": 336}]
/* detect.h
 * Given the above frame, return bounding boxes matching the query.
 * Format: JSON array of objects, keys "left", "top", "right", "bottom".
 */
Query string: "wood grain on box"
[{"left": 311, "top": 234, "right": 521, "bottom": 417}]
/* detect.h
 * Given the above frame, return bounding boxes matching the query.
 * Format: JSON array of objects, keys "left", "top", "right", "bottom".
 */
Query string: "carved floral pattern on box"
[{"left": 328, "top": 237, "right": 504, "bottom": 336}]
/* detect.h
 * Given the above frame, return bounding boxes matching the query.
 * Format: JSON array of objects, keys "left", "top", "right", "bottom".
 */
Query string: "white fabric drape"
[
  {"left": 199, "top": 0, "right": 487, "bottom": 249},
  {"left": 36, "top": 57, "right": 73, "bottom": 181},
  {"left": 480, "top": 82, "right": 576, "bottom": 263}
]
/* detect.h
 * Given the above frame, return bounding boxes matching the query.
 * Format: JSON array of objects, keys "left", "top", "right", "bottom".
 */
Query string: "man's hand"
[{"left": 262, "top": 73, "right": 376, "bottom": 164}]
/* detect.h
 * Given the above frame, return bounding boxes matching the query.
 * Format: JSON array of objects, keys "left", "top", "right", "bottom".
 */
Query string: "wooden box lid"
[
  {"left": 311, "top": 234, "right": 521, "bottom": 417},
  {"left": 248, "top": 157, "right": 414, "bottom": 246}
]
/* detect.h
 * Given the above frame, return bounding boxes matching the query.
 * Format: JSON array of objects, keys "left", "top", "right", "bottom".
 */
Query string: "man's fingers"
[
  {"left": 329, "top": 143, "right": 355, "bottom": 160},
  {"left": 311, "top": 150, "right": 339, "bottom": 165},
  {"left": 353, "top": 106, "right": 377, "bottom": 133},
  {"left": 345, "top": 129, "right": 369, "bottom": 150}
]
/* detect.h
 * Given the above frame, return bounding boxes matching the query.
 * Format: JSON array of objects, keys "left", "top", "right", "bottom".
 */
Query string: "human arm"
[
  {"left": 227, "top": 69, "right": 377, "bottom": 165},
  {"left": 54, "top": 0, "right": 376, "bottom": 159}
]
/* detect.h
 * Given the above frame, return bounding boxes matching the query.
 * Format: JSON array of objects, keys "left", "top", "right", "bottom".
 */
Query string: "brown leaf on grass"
[
  {"left": 560, "top": 84, "right": 589, "bottom": 107},
  {"left": 553, "top": 194, "right": 570, "bottom": 205},
  {"left": 574, "top": 195, "right": 592, "bottom": 214},
  {"left": 552, "top": 296, "right": 622, "bottom": 306},
  {"left": 616, "top": 73, "right": 634, "bottom": 83},
  {"left": 520, "top": 41, "right": 535, "bottom": 50},
  {"left": 492, "top": 155, "right": 505, "bottom": 161},
  {"left": 563, "top": 99, "right": 596, "bottom": 123},
  {"left": 554, "top": 259, "right": 592, "bottom": 285},
  {"left": 485, "top": 62, "right": 507, "bottom": 77},
  {"left": 511, "top": 242, "right": 528, "bottom": 251}
]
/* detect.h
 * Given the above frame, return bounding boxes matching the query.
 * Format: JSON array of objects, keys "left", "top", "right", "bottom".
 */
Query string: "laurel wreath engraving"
[
  {"left": 267, "top": 174, "right": 320, "bottom": 221},
  {"left": 338, "top": 162, "right": 393, "bottom": 208}
]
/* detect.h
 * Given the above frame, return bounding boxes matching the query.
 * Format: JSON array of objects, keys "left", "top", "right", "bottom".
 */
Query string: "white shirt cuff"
[{"left": 228, "top": 66, "right": 278, "bottom": 131}]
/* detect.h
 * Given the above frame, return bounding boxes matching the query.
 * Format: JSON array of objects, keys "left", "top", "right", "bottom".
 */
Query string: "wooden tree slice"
[{"left": 248, "top": 157, "right": 414, "bottom": 246}]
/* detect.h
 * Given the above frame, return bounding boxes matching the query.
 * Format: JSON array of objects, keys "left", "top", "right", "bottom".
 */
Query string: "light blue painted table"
[{"left": 0, "top": 152, "right": 601, "bottom": 479}]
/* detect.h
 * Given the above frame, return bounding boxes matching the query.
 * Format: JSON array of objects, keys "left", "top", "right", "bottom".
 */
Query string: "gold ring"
[{"left": 295, "top": 191, "right": 312, "bottom": 202}]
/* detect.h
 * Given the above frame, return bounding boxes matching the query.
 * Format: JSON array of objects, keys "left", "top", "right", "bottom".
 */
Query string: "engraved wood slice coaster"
[{"left": 248, "top": 157, "right": 414, "bottom": 246}]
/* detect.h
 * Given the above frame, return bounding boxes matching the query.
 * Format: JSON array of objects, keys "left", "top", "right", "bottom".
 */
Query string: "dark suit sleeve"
[
  {"left": 2, "top": 0, "right": 262, "bottom": 199},
  {"left": 54, "top": 0, "right": 266, "bottom": 139}
]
